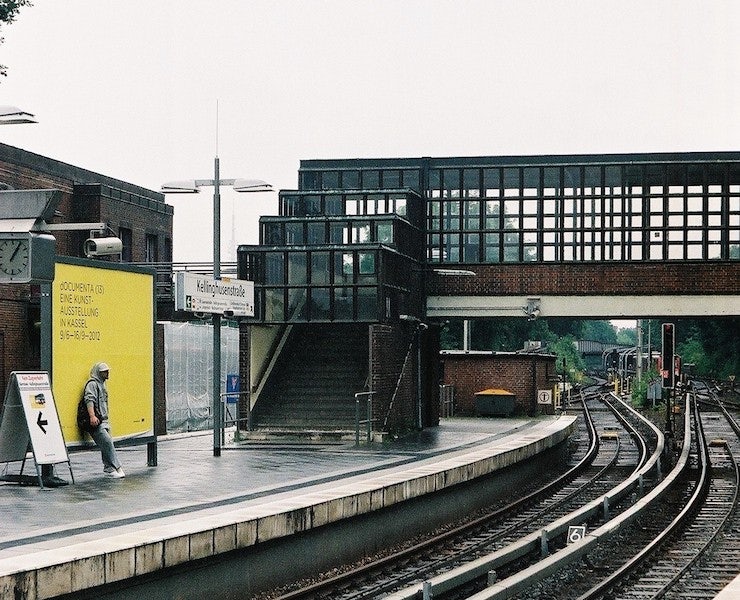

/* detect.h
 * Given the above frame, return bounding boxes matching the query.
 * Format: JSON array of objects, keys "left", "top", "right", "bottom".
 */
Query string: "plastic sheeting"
[{"left": 163, "top": 321, "right": 240, "bottom": 433}]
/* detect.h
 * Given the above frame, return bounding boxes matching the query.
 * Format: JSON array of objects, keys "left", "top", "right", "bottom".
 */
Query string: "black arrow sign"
[{"left": 37, "top": 412, "right": 48, "bottom": 434}]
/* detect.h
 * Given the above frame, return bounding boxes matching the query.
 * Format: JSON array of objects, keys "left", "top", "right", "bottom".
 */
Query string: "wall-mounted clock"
[
  {"left": 0, "top": 237, "right": 30, "bottom": 277},
  {"left": 0, "top": 233, "right": 55, "bottom": 283}
]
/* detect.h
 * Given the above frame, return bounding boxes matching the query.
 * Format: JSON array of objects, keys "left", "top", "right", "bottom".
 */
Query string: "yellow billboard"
[{"left": 52, "top": 260, "right": 154, "bottom": 444}]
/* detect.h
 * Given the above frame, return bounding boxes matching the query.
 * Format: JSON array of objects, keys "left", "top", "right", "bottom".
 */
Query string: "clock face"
[{"left": 0, "top": 238, "right": 30, "bottom": 277}]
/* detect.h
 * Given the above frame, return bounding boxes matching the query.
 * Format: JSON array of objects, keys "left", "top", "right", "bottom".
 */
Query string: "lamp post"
[{"left": 162, "top": 158, "right": 271, "bottom": 456}]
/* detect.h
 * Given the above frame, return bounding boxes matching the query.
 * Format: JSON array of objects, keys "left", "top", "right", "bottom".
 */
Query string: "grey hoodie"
[{"left": 84, "top": 362, "right": 110, "bottom": 421}]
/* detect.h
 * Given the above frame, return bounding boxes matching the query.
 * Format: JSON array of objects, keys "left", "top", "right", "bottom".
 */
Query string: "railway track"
[
  {"left": 262, "top": 384, "right": 740, "bottom": 600},
  {"left": 263, "top": 387, "right": 658, "bottom": 600},
  {"left": 464, "top": 386, "right": 740, "bottom": 600}
]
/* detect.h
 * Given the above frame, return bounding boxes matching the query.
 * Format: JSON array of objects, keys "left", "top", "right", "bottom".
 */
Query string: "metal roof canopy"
[{"left": 0, "top": 189, "right": 62, "bottom": 222}]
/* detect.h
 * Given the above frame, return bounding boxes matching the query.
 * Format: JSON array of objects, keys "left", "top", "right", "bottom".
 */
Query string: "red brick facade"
[
  {"left": 0, "top": 144, "right": 172, "bottom": 416},
  {"left": 440, "top": 352, "right": 558, "bottom": 417},
  {"left": 427, "top": 262, "right": 740, "bottom": 297}
]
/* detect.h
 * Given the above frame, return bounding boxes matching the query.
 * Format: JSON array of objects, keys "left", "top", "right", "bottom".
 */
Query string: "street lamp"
[
  {"left": 162, "top": 157, "right": 272, "bottom": 456},
  {"left": 0, "top": 105, "right": 37, "bottom": 125}
]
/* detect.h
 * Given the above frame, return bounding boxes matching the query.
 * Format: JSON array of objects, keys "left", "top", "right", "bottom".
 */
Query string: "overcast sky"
[{"left": 1, "top": 1, "right": 738, "bottom": 264}]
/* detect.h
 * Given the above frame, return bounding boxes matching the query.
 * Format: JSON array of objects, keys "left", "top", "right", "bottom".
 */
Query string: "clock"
[
  {"left": 0, "top": 237, "right": 30, "bottom": 278},
  {"left": 0, "top": 233, "right": 55, "bottom": 283}
]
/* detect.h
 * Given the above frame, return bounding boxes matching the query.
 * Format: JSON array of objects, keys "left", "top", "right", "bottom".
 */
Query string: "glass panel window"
[
  {"left": 464, "top": 233, "right": 480, "bottom": 262},
  {"left": 310, "top": 252, "right": 330, "bottom": 284},
  {"left": 484, "top": 233, "right": 500, "bottom": 262},
  {"left": 322, "top": 171, "right": 339, "bottom": 189},
  {"left": 362, "top": 170, "right": 380, "bottom": 189},
  {"left": 353, "top": 222, "right": 371, "bottom": 243},
  {"left": 325, "top": 196, "right": 343, "bottom": 215},
  {"left": 485, "top": 200, "right": 500, "bottom": 229},
  {"left": 287, "top": 253, "right": 307, "bottom": 284},
  {"left": 342, "top": 170, "right": 360, "bottom": 189},
  {"left": 377, "top": 222, "right": 393, "bottom": 244},
  {"left": 402, "top": 169, "right": 419, "bottom": 191},
  {"left": 145, "top": 234, "right": 158, "bottom": 262},
  {"left": 383, "top": 170, "right": 400, "bottom": 188},
  {"left": 119, "top": 227, "right": 133, "bottom": 262},
  {"left": 358, "top": 252, "right": 376, "bottom": 283},
  {"left": 334, "top": 287, "right": 353, "bottom": 320},
  {"left": 263, "top": 222, "right": 283, "bottom": 245},
  {"left": 357, "top": 287, "right": 377, "bottom": 320},
  {"left": 288, "top": 289, "right": 308, "bottom": 321},
  {"left": 304, "top": 195, "right": 322, "bottom": 215},
  {"left": 285, "top": 222, "right": 304, "bottom": 244},
  {"left": 329, "top": 222, "right": 346, "bottom": 244},
  {"left": 334, "top": 252, "right": 353, "bottom": 283},
  {"left": 264, "top": 289, "right": 284, "bottom": 321},
  {"left": 443, "top": 233, "right": 460, "bottom": 262},
  {"left": 310, "top": 288, "right": 331, "bottom": 320},
  {"left": 307, "top": 222, "right": 325, "bottom": 245},
  {"left": 265, "top": 252, "right": 284, "bottom": 285},
  {"left": 463, "top": 201, "right": 480, "bottom": 229}
]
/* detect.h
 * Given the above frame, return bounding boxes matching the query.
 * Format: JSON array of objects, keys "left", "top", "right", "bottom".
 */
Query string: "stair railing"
[{"left": 354, "top": 391, "right": 375, "bottom": 445}]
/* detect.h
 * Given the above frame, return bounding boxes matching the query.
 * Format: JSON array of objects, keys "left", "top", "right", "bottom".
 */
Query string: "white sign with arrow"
[{"left": 0, "top": 372, "right": 70, "bottom": 466}]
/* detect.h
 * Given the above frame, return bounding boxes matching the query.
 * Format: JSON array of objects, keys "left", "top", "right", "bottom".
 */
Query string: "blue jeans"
[{"left": 90, "top": 422, "right": 121, "bottom": 471}]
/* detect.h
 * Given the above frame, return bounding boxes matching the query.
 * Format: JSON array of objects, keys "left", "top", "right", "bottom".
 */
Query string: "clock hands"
[{"left": 9, "top": 241, "right": 22, "bottom": 261}]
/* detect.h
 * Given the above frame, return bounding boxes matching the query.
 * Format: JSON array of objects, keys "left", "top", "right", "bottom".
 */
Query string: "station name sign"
[{"left": 175, "top": 272, "right": 254, "bottom": 317}]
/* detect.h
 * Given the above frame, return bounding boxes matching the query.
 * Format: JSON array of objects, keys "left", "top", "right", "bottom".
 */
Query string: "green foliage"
[
  {"left": 579, "top": 320, "right": 618, "bottom": 344},
  {"left": 549, "top": 334, "right": 586, "bottom": 379},
  {"left": 0, "top": 0, "right": 32, "bottom": 79},
  {"left": 438, "top": 316, "right": 738, "bottom": 385},
  {"left": 632, "top": 367, "right": 659, "bottom": 408},
  {"left": 616, "top": 327, "right": 637, "bottom": 346}
]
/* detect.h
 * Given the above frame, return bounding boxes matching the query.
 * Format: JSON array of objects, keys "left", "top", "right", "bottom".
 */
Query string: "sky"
[{"left": 1, "top": 1, "right": 738, "bottom": 267}]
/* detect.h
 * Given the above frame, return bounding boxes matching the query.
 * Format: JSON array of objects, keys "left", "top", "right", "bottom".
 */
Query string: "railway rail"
[
  {"left": 263, "top": 383, "right": 740, "bottom": 600},
  {"left": 264, "top": 386, "right": 660, "bottom": 600}
]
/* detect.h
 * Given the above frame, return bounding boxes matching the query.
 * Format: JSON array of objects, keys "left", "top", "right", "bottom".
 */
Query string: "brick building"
[
  {"left": 237, "top": 151, "right": 739, "bottom": 437},
  {"left": 440, "top": 351, "right": 558, "bottom": 416},
  {"left": 0, "top": 143, "right": 172, "bottom": 410}
]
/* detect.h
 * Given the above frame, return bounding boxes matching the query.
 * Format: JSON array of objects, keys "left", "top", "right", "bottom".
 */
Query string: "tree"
[{"left": 0, "top": 1, "right": 32, "bottom": 79}]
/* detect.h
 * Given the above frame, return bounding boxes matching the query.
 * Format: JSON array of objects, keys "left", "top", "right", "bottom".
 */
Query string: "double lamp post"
[{"left": 162, "top": 157, "right": 272, "bottom": 456}]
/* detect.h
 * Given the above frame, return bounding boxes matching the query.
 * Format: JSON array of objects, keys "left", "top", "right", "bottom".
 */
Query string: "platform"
[{"left": 0, "top": 416, "right": 576, "bottom": 599}]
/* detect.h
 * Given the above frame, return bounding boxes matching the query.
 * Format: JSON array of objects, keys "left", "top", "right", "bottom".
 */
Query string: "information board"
[{"left": 0, "top": 372, "right": 70, "bottom": 466}]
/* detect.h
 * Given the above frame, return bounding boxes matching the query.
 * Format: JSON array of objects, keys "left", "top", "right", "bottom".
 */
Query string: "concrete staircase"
[{"left": 251, "top": 323, "right": 369, "bottom": 437}]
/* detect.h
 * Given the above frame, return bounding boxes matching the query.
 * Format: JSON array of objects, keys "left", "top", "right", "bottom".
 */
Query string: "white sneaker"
[{"left": 107, "top": 468, "right": 125, "bottom": 479}]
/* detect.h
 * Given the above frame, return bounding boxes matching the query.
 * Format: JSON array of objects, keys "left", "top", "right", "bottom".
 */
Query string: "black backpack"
[{"left": 77, "top": 380, "right": 102, "bottom": 433}]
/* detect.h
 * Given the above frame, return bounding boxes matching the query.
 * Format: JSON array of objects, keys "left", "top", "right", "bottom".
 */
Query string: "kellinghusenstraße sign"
[{"left": 175, "top": 272, "right": 254, "bottom": 317}]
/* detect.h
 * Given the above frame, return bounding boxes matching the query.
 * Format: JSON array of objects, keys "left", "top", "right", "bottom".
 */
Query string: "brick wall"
[
  {"left": 428, "top": 262, "right": 740, "bottom": 296},
  {"left": 0, "top": 144, "right": 172, "bottom": 418},
  {"left": 370, "top": 324, "right": 417, "bottom": 433},
  {"left": 441, "top": 353, "right": 558, "bottom": 416}
]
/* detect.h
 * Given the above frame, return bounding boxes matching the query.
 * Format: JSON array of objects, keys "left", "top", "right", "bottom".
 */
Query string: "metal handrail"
[{"left": 355, "top": 391, "right": 375, "bottom": 445}]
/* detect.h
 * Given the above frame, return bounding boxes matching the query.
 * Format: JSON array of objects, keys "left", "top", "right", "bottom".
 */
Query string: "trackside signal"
[{"left": 661, "top": 323, "right": 675, "bottom": 389}]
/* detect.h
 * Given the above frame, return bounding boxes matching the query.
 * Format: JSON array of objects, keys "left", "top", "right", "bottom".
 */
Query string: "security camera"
[
  {"left": 527, "top": 308, "right": 541, "bottom": 321},
  {"left": 84, "top": 237, "right": 123, "bottom": 257}
]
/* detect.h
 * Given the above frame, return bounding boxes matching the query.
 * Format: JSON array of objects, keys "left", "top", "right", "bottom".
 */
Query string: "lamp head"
[
  {"left": 161, "top": 180, "right": 200, "bottom": 194},
  {"left": 0, "top": 105, "right": 37, "bottom": 125},
  {"left": 232, "top": 179, "right": 273, "bottom": 193}
]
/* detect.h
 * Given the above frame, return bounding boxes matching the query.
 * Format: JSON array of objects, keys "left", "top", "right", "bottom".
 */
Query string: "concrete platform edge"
[{"left": 0, "top": 416, "right": 577, "bottom": 600}]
